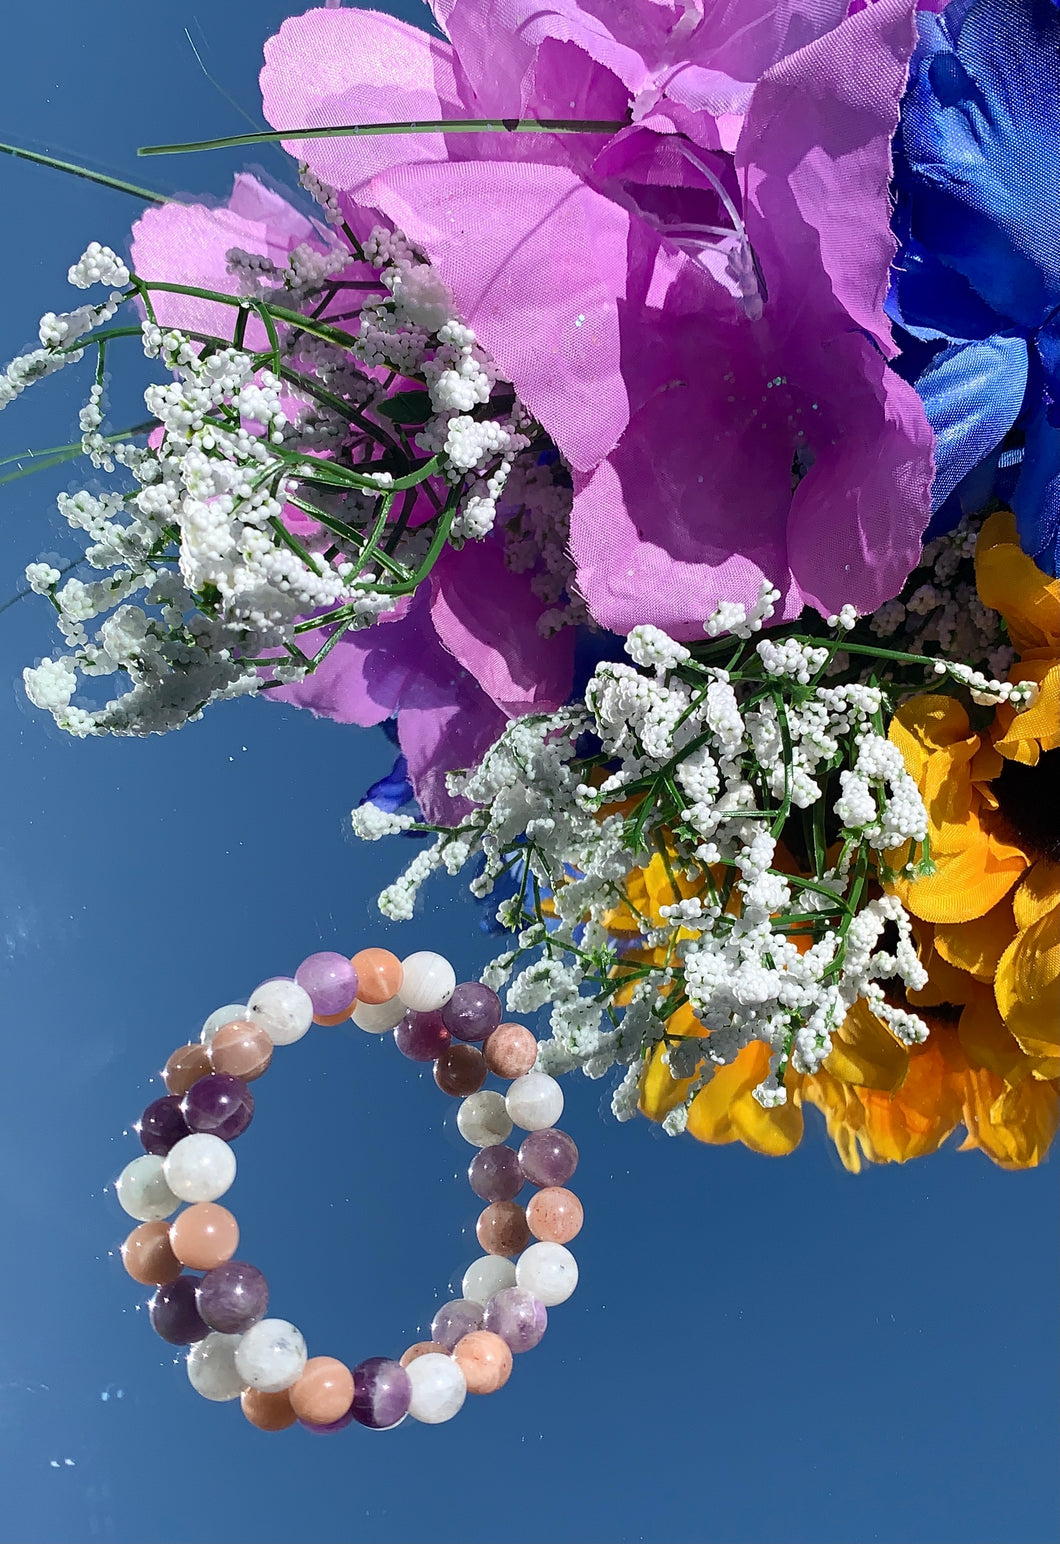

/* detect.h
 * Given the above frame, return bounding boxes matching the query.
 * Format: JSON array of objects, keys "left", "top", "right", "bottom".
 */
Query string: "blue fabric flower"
[{"left": 890, "top": 0, "right": 1059, "bottom": 573}]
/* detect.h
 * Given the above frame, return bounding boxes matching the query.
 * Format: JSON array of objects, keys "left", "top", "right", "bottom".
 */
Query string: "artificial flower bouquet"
[{"left": 3, "top": 0, "right": 1057, "bottom": 1172}]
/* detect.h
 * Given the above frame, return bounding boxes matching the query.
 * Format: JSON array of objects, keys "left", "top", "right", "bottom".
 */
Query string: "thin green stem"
[
  {"left": 0, "top": 139, "right": 171, "bottom": 203},
  {"left": 139, "top": 118, "right": 628, "bottom": 157}
]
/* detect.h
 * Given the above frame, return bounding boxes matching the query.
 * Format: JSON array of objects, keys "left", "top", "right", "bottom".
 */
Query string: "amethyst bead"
[
  {"left": 468, "top": 1145, "right": 523, "bottom": 1203},
  {"left": 393, "top": 1009, "right": 451, "bottom": 1062},
  {"left": 138, "top": 1095, "right": 190, "bottom": 1157},
  {"left": 484, "top": 1287, "right": 547, "bottom": 1353},
  {"left": 350, "top": 1357, "right": 411, "bottom": 1429},
  {"left": 430, "top": 1298, "right": 484, "bottom": 1352},
  {"left": 295, "top": 951, "right": 359, "bottom": 1018},
  {"left": 149, "top": 1274, "right": 208, "bottom": 1344},
  {"left": 300, "top": 1407, "right": 357, "bottom": 1435},
  {"left": 441, "top": 981, "right": 502, "bottom": 1043},
  {"left": 182, "top": 1074, "right": 254, "bottom": 1142},
  {"left": 196, "top": 1260, "right": 269, "bottom": 1334},
  {"left": 518, "top": 1128, "right": 579, "bottom": 1188}
]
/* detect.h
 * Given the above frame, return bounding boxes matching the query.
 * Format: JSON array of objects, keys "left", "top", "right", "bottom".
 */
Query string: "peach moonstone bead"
[
  {"left": 241, "top": 1387, "right": 296, "bottom": 1432},
  {"left": 484, "top": 1023, "right": 538, "bottom": 1079},
  {"left": 399, "top": 1341, "right": 450, "bottom": 1368},
  {"left": 208, "top": 1020, "right": 273, "bottom": 1082},
  {"left": 290, "top": 1357, "right": 355, "bottom": 1425},
  {"left": 476, "top": 1201, "right": 531, "bottom": 1257},
  {"left": 169, "top": 1203, "right": 239, "bottom": 1270},
  {"left": 121, "top": 1220, "right": 182, "bottom": 1285},
  {"left": 350, "top": 948, "right": 403, "bottom": 1004},
  {"left": 163, "top": 1043, "right": 213, "bottom": 1097},
  {"left": 452, "top": 1331, "right": 513, "bottom": 1395},
  {"left": 526, "top": 1186, "right": 583, "bottom": 1244}
]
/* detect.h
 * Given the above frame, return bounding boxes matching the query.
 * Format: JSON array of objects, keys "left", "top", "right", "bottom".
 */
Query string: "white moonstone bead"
[
  {"left": 234, "top": 1318, "right": 307, "bottom": 1393},
  {"left": 187, "top": 1333, "right": 245, "bottom": 1402},
  {"left": 406, "top": 1353, "right": 467, "bottom": 1425},
  {"left": 351, "top": 995, "right": 406, "bottom": 1034},
  {"left": 505, "top": 1071, "right": 564, "bottom": 1131},
  {"left": 456, "top": 1090, "right": 513, "bottom": 1148},
  {"left": 114, "top": 1154, "right": 179, "bottom": 1221},
  {"left": 462, "top": 1255, "right": 518, "bottom": 1307},
  {"left": 398, "top": 951, "right": 456, "bottom": 1012},
  {"left": 163, "top": 1133, "right": 236, "bottom": 1203},
  {"left": 200, "top": 1004, "right": 250, "bottom": 1045},
  {"left": 516, "top": 1241, "right": 578, "bottom": 1306},
  {"left": 247, "top": 978, "right": 313, "bottom": 1046}
]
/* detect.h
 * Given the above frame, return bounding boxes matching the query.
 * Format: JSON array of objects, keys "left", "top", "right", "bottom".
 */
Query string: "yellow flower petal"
[
  {"left": 993, "top": 659, "right": 1060, "bottom": 762},
  {"left": 1013, "top": 860, "right": 1060, "bottom": 932},
  {"left": 975, "top": 511, "right": 1060, "bottom": 653},
  {"left": 825, "top": 1000, "right": 909, "bottom": 1091},
  {"left": 996, "top": 907, "right": 1060, "bottom": 1062},
  {"left": 934, "top": 896, "right": 1015, "bottom": 981}
]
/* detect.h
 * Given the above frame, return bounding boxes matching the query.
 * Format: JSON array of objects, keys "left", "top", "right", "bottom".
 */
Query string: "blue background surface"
[{"left": 0, "top": 5, "right": 1056, "bottom": 1542}]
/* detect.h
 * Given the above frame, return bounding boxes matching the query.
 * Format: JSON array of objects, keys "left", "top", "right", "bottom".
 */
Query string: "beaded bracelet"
[{"left": 112, "top": 946, "right": 581, "bottom": 1432}]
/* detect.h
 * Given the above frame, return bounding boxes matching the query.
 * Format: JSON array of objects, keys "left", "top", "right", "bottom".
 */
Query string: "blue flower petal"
[
  {"left": 360, "top": 752, "right": 415, "bottom": 813},
  {"left": 915, "top": 333, "right": 1029, "bottom": 509},
  {"left": 1012, "top": 395, "right": 1060, "bottom": 576}
]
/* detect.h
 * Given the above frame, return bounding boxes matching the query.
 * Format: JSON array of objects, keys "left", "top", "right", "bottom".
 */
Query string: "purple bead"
[
  {"left": 518, "top": 1128, "right": 579, "bottom": 1188},
  {"left": 484, "top": 1287, "right": 547, "bottom": 1353},
  {"left": 149, "top": 1274, "right": 208, "bottom": 1345},
  {"left": 393, "top": 1009, "right": 451, "bottom": 1062},
  {"left": 182, "top": 1074, "right": 254, "bottom": 1142},
  {"left": 300, "top": 1407, "right": 357, "bottom": 1435},
  {"left": 350, "top": 1357, "right": 411, "bottom": 1430},
  {"left": 137, "top": 1095, "right": 190, "bottom": 1157},
  {"left": 468, "top": 1145, "right": 523, "bottom": 1203},
  {"left": 196, "top": 1260, "right": 269, "bottom": 1334},
  {"left": 430, "top": 1298, "right": 484, "bottom": 1352},
  {"left": 295, "top": 951, "right": 359, "bottom": 1018},
  {"left": 441, "top": 981, "right": 502, "bottom": 1043}
]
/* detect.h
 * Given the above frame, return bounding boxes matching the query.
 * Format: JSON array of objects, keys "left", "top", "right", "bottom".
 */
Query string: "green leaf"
[{"left": 374, "top": 391, "right": 432, "bottom": 425}]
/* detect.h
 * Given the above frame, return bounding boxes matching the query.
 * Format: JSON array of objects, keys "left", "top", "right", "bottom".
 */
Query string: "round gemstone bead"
[
  {"left": 187, "top": 1332, "right": 245, "bottom": 1402},
  {"left": 516, "top": 1241, "right": 579, "bottom": 1306},
  {"left": 457, "top": 1090, "right": 513, "bottom": 1148},
  {"left": 163, "top": 1133, "right": 236, "bottom": 1204},
  {"left": 200, "top": 1004, "right": 251, "bottom": 1045},
  {"left": 351, "top": 994, "right": 406, "bottom": 1033},
  {"left": 440, "top": 981, "right": 502, "bottom": 1043},
  {"left": 484, "top": 1287, "right": 548, "bottom": 1353},
  {"left": 350, "top": 948, "right": 403, "bottom": 1005},
  {"left": 247, "top": 979, "right": 313, "bottom": 1046},
  {"left": 197, "top": 1260, "right": 269, "bottom": 1334},
  {"left": 182, "top": 1073, "right": 254, "bottom": 1142},
  {"left": 468, "top": 1145, "right": 523, "bottom": 1203},
  {"left": 406, "top": 1353, "right": 467, "bottom": 1425},
  {"left": 434, "top": 1043, "right": 487, "bottom": 1096},
  {"left": 137, "top": 1095, "right": 190, "bottom": 1157},
  {"left": 461, "top": 1254, "right": 517, "bottom": 1307},
  {"left": 208, "top": 1020, "right": 273, "bottom": 1082},
  {"left": 241, "top": 1387, "right": 296, "bottom": 1432},
  {"left": 115, "top": 1155, "right": 179, "bottom": 1222},
  {"left": 235, "top": 1319, "right": 307, "bottom": 1393},
  {"left": 452, "top": 1330, "right": 513, "bottom": 1395},
  {"left": 505, "top": 1071, "right": 564, "bottom": 1131},
  {"left": 398, "top": 951, "right": 456, "bottom": 1013},
  {"left": 299, "top": 1407, "right": 357, "bottom": 1435},
  {"left": 484, "top": 1023, "right": 539, "bottom": 1079},
  {"left": 518, "top": 1128, "right": 579, "bottom": 1188},
  {"left": 399, "top": 1341, "right": 449, "bottom": 1368},
  {"left": 393, "top": 1009, "right": 451, "bottom": 1062},
  {"left": 295, "top": 952, "right": 359, "bottom": 1019},
  {"left": 163, "top": 1043, "right": 213, "bottom": 1097},
  {"left": 476, "top": 1201, "right": 531, "bottom": 1257},
  {"left": 290, "top": 1357, "right": 355, "bottom": 1425},
  {"left": 121, "top": 1221, "right": 181, "bottom": 1286},
  {"left": 527, "top": 1186, "right": 583, "bottom": 1244},
  {"left": 430, "top": 1299, "right": 483, "bottom": 1352},
  {"left": 169, "top": 1203, "right": 239, "bottom": 1271},
  {"left": 149, "top": 1274, "right": 209, "bottom": 1345},
  {"left": 350, "top": 1357, "right": 411, "bottom": 1430}
]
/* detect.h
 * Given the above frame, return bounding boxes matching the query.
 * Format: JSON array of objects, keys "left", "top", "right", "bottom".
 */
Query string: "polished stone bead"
[
  {"left": 149, "top": 1274, "right": 209, "bottom": 1345},
  {"left": 351, "top": 994, "right": 406, "bottom": 1033},
  {"left": 197, "top": 1260, "right": 269, "bottom": 1334},
  {"left": 393, "top": 1009, "right": 451, "bottom": 1062},
  {"left": 248, "top": 978, "right": 313, "bottom": 1046},
  {"left": 235, "top": 1318, "right": 307, "bottom": 1393},
  {"left": 430, "top": 1299, "right": 483, "bottom": 1352},
  {"left": 406, "top": 1353, "right": 467, "bottom": 1425},
  {"left": 398, "top": 951, "right": 456, "bottom": 1013},
  {"left": 182, "top": 1073, "right": 254, "bottom": 1142},
  {"left": 484, "top": 1287, "right": 547, "bottom": 1353},
  {"left": 295, "top": 952, "right": 359, "bottom": 1019},
  {"left": 399, "top": 1341, "right": 450, "bottom": 1367},
  {"left": 163, "top": 1043, "right": 213, "bottom": 1097},
  {"left": 441, "top": 981, "right": 502, "bottom": 1043},
  {"left": 137, "top": 1095, "right": 190, "bottom": 1157},
  {"left": 476, "top": 1201, "right": 531, "bottom": 1257},
  {"left": 121, "top": 1221, "right": 181, "bottom": 1286},
  {"left": 452, "top": 1331, "right": 512, "bottom": 1395},
  {"left": 208, "top": 1020, "right": 273, "bottom": 1082},
  {"left": 163, "top": 1133, "right": 236, "bottom": 1203},
  {"left": 350, "top": 1357, "right": 411, "bottom": 1429},
  {"left": 241, "top": 1387, "right": 296, "bottom": 1432},
  {"left": 456, "top": 1090, "right": 513, "bottom": 1148},
  {"left": 187, "top": 1332, "right": 245, "bottom": 1402},
  {"left": 517, "top": 1128, "right": 579, "bottom": 1188},
  {"left": 516, "top": 1241, "right": 578, "bottom": 1306},
  {"left": 169, "top": 1203, "right": 239, "bottom": 1271},
  {"left": 461, "top": 1254, "right": 517, "bottom": 1307},
  {"left": 483, "top": 1023, "right": 538, "bottom": 1078},
  {"left": 115, "top": 1155, "right": 180, "bottom": 1222},
  {"left": 527, "top": 1186, "right": 584, "bottom": 1244},
  {"left": 200, "top": 1004, "right": 250, "bottom": 1045},
  {"left": 505, "top": 1070, "right": 564, "bottom": 1131},
  {"left": 468, "top": 1145, "right": 523, "bottom": 1203},
  {"left": 299, "top": 1406, "right": 357, "bottom": 1435},
  {"left": 434, "top": 1043, "right": 487, "bottom": 1097},
  {"left": 290, "top": 1357, "right": 355, "bottom": 1426},
  {"left": 350, "top": 948, "right": 403, "bottom": 1005}
]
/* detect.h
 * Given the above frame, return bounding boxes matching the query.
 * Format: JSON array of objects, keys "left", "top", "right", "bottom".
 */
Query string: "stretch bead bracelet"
[{"left": 113, "top": 946, "right": 581, "bottom": 1432}]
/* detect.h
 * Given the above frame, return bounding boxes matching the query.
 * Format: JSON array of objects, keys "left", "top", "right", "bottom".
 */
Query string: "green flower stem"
[
  {"left": 139, "top": 118, "right": 629, "bottom": 158},
  {"left": 0, "top": 139, "right": 171, "bottom": 202},
  {"left": 0, "top": 422, "right": 156, "bottom": 486}
]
